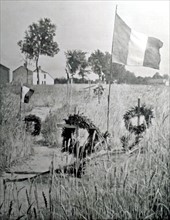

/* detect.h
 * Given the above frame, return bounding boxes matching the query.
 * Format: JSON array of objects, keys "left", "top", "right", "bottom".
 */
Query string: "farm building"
[
  {"left": 13, "top": 65, "right": 33, "bottom": 85},
  {"left": 33, "top": 66, "right": 54, "bottom": 85},
  {"left": 12, "top": 65, "right": 54, "bottom": 85},
  {"left": 0, "top": 64, "right": 10, "bottom": 84}
]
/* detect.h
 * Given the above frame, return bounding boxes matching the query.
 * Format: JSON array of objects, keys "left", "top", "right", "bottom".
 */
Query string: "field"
[{"left": 0, "top": 83, "right": 169, "bottom": 220}]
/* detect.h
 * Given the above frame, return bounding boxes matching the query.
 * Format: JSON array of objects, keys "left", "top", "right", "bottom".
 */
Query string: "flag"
[
  {"left": 112, "top": 13, "right": 163, "bottom": 69},
  {"left": 21, "top": 86, "right": 34, "bottom": 103}
]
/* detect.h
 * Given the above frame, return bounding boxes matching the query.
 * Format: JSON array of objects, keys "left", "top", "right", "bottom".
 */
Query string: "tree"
[
  {"left": 65, "top": 50, "right": 89, "bottom": 81},
  {"left": 102, "top": 52, "right": 112, "bottom": 81},
  {"left": 18, "top": 18, "right": 59, "bottom": 84},
  {"left": 78, "top": 64, "right": 89, "bottom": 81},
  {"left": 88, "top": 50, "right": 105, "bottom": 80},
  {"left": 77, "top": 54, "right": 89, "bottom": 81},
  {"left": 163, "top": 74, "right": 169, "bottom": 80},
  {"left": 125, "top": 71, "right": 136, "bottom": 84},
  {"left": 110, "top": 63, "right": 126, "bottom": 83},
  {"left": 153, "top": 72, "right": 162, "bottom": 79}
]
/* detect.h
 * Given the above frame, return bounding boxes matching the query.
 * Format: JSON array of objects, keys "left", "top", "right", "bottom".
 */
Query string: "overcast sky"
[{"left": 0, "top": 0, "right": 169, "bottom": 79}]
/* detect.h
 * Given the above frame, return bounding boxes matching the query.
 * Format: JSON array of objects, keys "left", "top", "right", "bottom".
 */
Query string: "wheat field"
[{"left": 0, "top": 83, "right": 169, "bottom": 220}]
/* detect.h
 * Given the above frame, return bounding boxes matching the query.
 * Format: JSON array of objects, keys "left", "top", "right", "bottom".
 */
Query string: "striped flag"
[
  {"left": 112, "top": 13, "right": 163, "bottom": 69},
  {"left": 21, "top": 86, "right": 34, "bottom": 103}
]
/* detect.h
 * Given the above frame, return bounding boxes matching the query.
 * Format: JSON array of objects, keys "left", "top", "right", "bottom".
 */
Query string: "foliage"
[
  {"left": 163, "top": 74, "right": 169, "bottom": 80},
  {"left": 54, "top": 77, "right": 68, "bottom": 84},
  {"left": 73, "top": 78, "right": 89, "bottom": 84},
  {"left": 41, "top": 105, "right": 69, "bottom": 146},
  {"left": 65, "top": 50, "right": 89, "bottom": 80},
  {"left": 54, "top": 77, "right": 92, "bottom": 84},
  {"left": 41, "top": 113, "right": 58, "bottom": 146},
  {"left": 63, "top": 114, "right": 97, "bottom": 130},
  {"left": 18, "top": 18, "right": 59, "bottom": 84},
  {"left": 153, "top": 72, "right": 163, "bottom": 79},
  {"left": 102, "top": 52, "right": 112, "bottom": 80},
  {"left": 88, "top": 49, "right": 105, "bottom": 80}
]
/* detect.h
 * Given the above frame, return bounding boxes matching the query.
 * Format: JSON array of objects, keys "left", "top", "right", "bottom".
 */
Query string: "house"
[
  {"left": 33, "top": 67, "right": 54, "bottom": 85},
  {"left": 12, "top": 65, "right": 54, "bottom": 85},
  {"left": 0, "top": 64, "right": 10, "bottom": 84},
  {"left": 13, "top": 65, "right": 33, "bottom": 84}
]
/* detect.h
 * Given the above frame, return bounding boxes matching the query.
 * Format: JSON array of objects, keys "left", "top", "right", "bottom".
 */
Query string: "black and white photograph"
[{"left": 0, "top": 0, "right": 169, "bottom": 219}]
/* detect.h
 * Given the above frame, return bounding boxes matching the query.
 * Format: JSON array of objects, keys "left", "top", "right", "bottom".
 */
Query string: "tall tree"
[
  {"left": 18, "top": 18, "right": 59, "bottom": 84},
  {"left": 102, "top": 52, "right": 112, "bottom": 81},
  {"left": 65, "top": 50, "right": 89, "bottom": 81},
  {"left": 88, "top": 50, "right": 105, "bottom": 80},
  {"left": 77, "top": 53, "right": 89, "bottom": 81}
]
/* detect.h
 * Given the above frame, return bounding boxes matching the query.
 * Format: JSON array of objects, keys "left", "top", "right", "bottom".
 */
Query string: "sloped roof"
[
  {"left": 13, "top": 66, "right": 33, "bottom": 75},
  {"left": 33, "top": 68, "right": 54, "bottom": 79}
]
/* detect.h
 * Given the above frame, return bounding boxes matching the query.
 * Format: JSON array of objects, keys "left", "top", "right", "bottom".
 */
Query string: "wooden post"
[
  {"left": 106, "top": 5, "right": 117, "bottom": 132},
  {"left": 65, "top": 68, "right": 70, "bottom": 106},
  {"left": 20, "top": 83, "right": 22, "bottom": 120},
  {"left": 69, "top": 77, "right": 73, "bottom": 114},
  {"left": 137, "top": 98, "right": 140, "bottom": 127},
  {"left": 66, "top": 79, "right": 69, "bottom": 104},
  {"left": 23, "top": 102, "right": 27, "bottom": 155},
  {"left": 88, "top": 80, "right": 91, "bottom": 99},
  {"left": 107, "top": 81, "right": 111, "bottom": 131}
]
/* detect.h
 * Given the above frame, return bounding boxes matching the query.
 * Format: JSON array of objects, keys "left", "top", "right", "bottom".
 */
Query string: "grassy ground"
[{"left": 0, "top": 83, "right": 169, "bottom": 219}]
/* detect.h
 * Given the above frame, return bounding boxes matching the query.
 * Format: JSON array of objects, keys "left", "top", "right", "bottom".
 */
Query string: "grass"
[
  {"left": 0, "top": 83, "right": 169, "bottom": 219},
  {"left": 0, "top": 85, "right": 33, "bottom": 174}
]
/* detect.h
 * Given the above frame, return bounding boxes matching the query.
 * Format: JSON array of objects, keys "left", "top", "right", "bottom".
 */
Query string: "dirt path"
[
  {"left": 3, "top": 145, "right": 74, "bottom": 180},
  {"left": 2, "top": 105, "right": 71, "bottom": 181},
  {"left": 0, "top": 144, "right": 75, "bottom": 210}
]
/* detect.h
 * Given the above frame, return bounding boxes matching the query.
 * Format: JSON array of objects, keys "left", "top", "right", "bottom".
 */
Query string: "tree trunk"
[
  {"left": 36, "top": 58, "right": 40, "bottom": 85},
  {"left": 82, "top": 75, "right": 85, "bottom": 83}
]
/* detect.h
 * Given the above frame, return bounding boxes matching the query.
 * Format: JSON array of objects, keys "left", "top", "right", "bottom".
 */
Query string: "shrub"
[{"left": 41, "top": 105, "right": 69, "bottom": 147}]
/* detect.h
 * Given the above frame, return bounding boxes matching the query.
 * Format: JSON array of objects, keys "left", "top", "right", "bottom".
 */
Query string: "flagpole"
[
  {"left": 20, "top": 82, "right": 22, "bottom": 120},
  {"left": 107, "top": 5, "right": 118, "bottom": 131}
]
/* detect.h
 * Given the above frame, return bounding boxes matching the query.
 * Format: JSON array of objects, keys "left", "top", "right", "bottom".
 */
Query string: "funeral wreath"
[{"left": 24, "top": 114, "right": 41, "bottom": 136}]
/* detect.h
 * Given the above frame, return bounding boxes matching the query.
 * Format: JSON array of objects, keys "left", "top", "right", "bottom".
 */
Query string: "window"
[
  {"left": 44, "top": 74, "right": 46, "bottom": 79},
  {"left": 44, "top": 81, "right": 46, "bottom": 85}
]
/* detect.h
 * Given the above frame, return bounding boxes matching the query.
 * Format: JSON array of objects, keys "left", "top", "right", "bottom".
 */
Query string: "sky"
[{"left": 0, "top": 0, "right": 169, "bottom": 79}]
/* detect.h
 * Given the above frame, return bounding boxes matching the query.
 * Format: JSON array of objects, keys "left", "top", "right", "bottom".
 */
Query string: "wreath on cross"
[
  {"left": 24, "top": 114, "right": 41, "bottom": 136},
  {"left": 123, "top": 104, "right": 154, "bottom": 135}
]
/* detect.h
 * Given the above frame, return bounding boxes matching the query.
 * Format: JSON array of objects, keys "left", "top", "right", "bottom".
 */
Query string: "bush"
[
  {"left": 41, "top": 105, "right": 69, "bottom": 147},
  {"left": 41, "top": 113, "right": 58, "bottom": 146}
]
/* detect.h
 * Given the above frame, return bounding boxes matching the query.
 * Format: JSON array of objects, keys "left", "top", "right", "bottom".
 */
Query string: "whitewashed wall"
[{"left": 33, "top": 70, "right": 54, "bottom": 85}]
